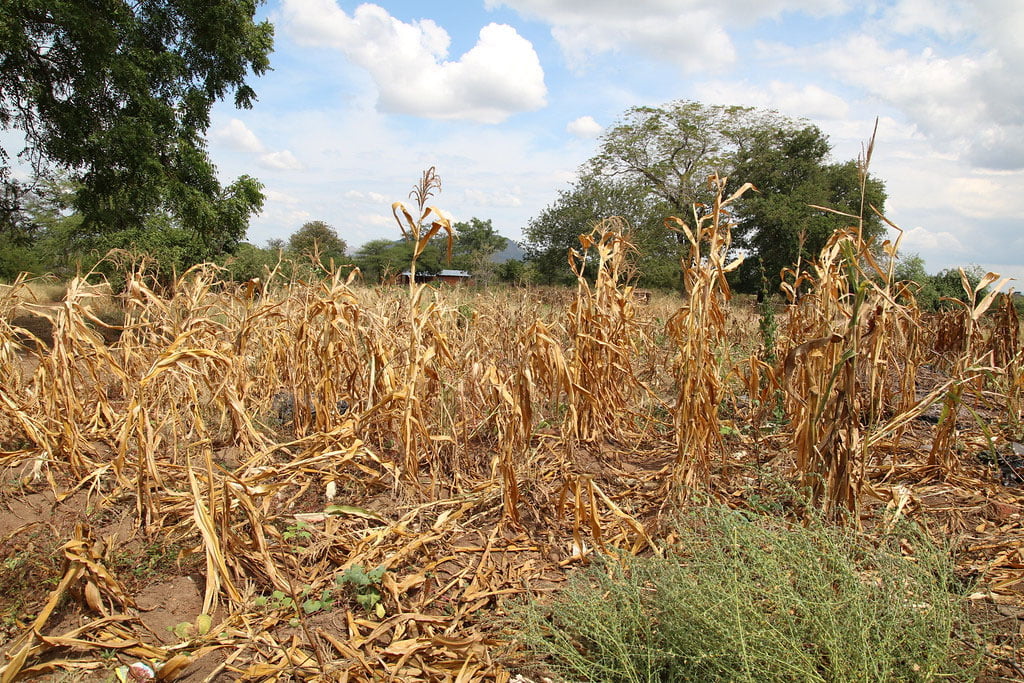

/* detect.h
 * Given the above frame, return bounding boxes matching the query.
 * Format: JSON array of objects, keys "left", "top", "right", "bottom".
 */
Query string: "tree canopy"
[
  {"left": 0, "top": 0, "right": 274, "bottom": 256},
  {"left": 533, "top": 100, "right": 890, "bottom": 292},
  {"left": 590, "top": 102, "right": 780, "bottom": 213},
  {"left": 729, "top": 126, "right": 888, "bottom": 291},
  {"left": 287, "top": 220, "right": 347, "bottom": 267},
  {"left": 524, "top": 174, "right": 679, "bottom": 287},
  {"left": 453, "top": 217, "right": 507, "bottom": 282}
]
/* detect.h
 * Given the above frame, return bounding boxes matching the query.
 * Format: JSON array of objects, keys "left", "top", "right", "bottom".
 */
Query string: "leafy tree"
[
  {"left": 220, "top": 241, "right": 279, "bottom": 282},
  {"left": 0, "top": 242, "right": 41, "bottom": 281},
  {"left": 930, "top": 265, "right": 988, "bottom": 311},
  {"left": 0, "top": 0, "right": 274, "bottom": 256},
  {"left": 0, "top": 171, "right": 81, "bottom": 278},
  {"left": 287, "top": 220, "right": 347, "bottom": 268},
  {"left": 588, "top": 100, "right": 887, "bottom": 293},
  {"left": 453, "top": 217, "right": 507, "bottom": 282},
  {"left": 891, "top": 255, "right": 991, "bottom": 312},
  {"left": 730, "top": 126, "right": 888, "bottom": 292},
  {"left": 495, "top": 258, "right": 531, "bottom": 285},
  {"left": 891, "top": 253, "right": 939, "bottom": 311},
  {"left": 350, "top": 240, "right": 396, "bottom": 283},
  {"left": 523, "top": 174, "right": 679, "bottom": 287},
  {"left": 591, "top": 102, "right": 779, "bottom": 214}
]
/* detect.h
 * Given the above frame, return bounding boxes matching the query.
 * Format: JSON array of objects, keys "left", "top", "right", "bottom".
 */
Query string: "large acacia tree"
[
  {"left": 287, "top": 220, "right": 347, "bottom": 267},
  {"left": 0, "top": 0, "right": 274, "bottom": 259},
  {"left": 591, "top": 102, "right": 782, "bottom": 213},
  {"left": 584, "top": 100, "right": 887, "bottom": 292}
]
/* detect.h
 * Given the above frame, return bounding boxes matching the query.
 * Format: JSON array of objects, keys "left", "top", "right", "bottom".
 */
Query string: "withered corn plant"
[
  {"left": 483, "top": 362, "right": 532, "bottom": 524},
  {"left": 390, "top": 167, "right": 455, "bottom": 493},
  {"left": 780, "top": 228, "right": 866, "bottom": 518},
  {"left": 858, "top": 231, "right": 926, "bottom": 425},
  {"left": 986, "top": 293, "right": 1023, "bottom": 434},
  {"left": 928, "top": 270, "right": 1012, "bottom": 470},
  {"left": 772, "top": 127, "right": 973, "bottom": 517},
  {"left": 665, "top": 175, "right": 749, "bottom": 494},
  {"left": 777, "top": 129, "right": 891, "bottom": 518},
  {"left": 564, "top": 219, "right": 646, "bottom": 443}
]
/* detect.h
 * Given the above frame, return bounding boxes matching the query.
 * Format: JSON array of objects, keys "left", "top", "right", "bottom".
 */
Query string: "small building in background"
[
  {"left": 436, "top": 269, "right": 472, "bottom": 285},
  {"left": 395, "top": 269, "right": 473, "bottom": 286}
]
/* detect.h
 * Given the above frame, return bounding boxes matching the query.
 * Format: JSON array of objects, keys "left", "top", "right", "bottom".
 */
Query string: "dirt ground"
[{"left": 2, "top": 422, "right": 1022, "bottom": 681}]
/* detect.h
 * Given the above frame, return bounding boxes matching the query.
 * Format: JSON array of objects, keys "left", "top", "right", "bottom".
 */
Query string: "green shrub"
[{"left": 513, "top": 506, "right": 979, "bottom": 682}]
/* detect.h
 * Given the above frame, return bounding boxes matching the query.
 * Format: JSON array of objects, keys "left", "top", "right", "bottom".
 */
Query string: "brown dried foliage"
[{"left": 0, "top": 168, "right": 1020, "bottom": 680}]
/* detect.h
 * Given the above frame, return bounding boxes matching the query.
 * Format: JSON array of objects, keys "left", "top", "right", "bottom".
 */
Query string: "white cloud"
[
  {"left": 259, "top": 205, "right": 311, "bottom": 230},
  {"left": 876, "top": 0, "right": 968, "bottom": 38},
  {"left": 551, "top": 169, "right": 577, "bottom": 185},
  {"left": 259, "top": 150, "right": 304, "bottom": 171},
  {"left": 566, "top": 115, "right": 603, "bottom": 138},
  {"left": 344, "top": 189, "right": 392, "bottom": 203},
  {"left": 900, "top": 225, "right": 965, "bottom": 253},
  {"left": 212, "top": 118, "right": 304, "bottom": 171},
  {"left": 212, "top": 118, "right": 266, "bottom": 153},
  {"left": 944, "top": 173, "right": 1024, "bottom": 220},
  {"left": 265, "top": 189, "right": 300, "bottom": 205},
  {"left": 698, "top": 80, "right": 850, "bottom": 121},
  {"left": 486, "top": 0, "right": 848, "bottom": 72},
  {"left": 280, "top": 0, "right": 547, "bottom": 123},
  {"left": 464, "top": 188, "right": 524, "bottom": 207},
  {"left": 771, "top": 26, "right": 1024, "bottom": 170},
  {"left": 357, "top": 213, "right": 393, "bottom": 227}
]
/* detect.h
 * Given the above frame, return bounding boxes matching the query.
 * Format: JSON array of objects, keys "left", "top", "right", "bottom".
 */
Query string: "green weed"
[
  {"left": 337, "top": 564, "right": 386, "bottom": 617},
  {"left": 512, "top": 505, "right": 980, "bottom": 682}
]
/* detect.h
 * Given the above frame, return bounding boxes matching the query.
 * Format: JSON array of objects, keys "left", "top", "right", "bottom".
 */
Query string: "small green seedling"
[
  {"left": 282, "top": 521, "right": 312, "bottom": 546},
  {"left": 254, "top": 586, "right": 336, "bottom": 618},
  {"left": 167, "top": 613, "right": 212, "bottom": 640},
  {"left": 337, "top": 564, "right": 386, "bottom": 617},
  {"left": 296, "top": 585, "right": 336, "bottom": 614},
  {"left": 254, "top": 590, "right": 295, "bottom": 611}
]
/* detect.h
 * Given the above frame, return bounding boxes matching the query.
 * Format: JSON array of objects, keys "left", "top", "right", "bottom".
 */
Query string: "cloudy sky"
[{"left": 207, "top": 0, "right": 1024, "bottom": 283}]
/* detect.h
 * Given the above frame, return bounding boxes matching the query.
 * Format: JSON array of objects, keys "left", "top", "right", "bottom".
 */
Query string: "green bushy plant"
[{"left": 513, "top": 506, "right": 980, "bottom": 682}]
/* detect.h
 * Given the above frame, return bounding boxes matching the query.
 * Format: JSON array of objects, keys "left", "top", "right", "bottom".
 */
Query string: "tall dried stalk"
[
  {"left": 666, "top": 175, "right": 749, "bottom": 493},
  {"left": 484, "top": 363, "right": 532, "bottom": 525},
  {"left": 927, "top": 270, "right": 1010, "bottom": 470},
  {"left": 390, "top": 167, "right": 454, "bottom": 492},
  {"left": 564, "top": 219, "right": 645, "bottom": 443},
  {"left": 781, "top": 229, "right": 866, "bottom": 518},
  {"left": 987, "top": 293, "right": 1022, "bottom": 433},
  {"left": 858, "top": 229, "right": 926, "bottom": 424},
  {"left": 779, "top": 131, "right": 884, "bottom": 518}
]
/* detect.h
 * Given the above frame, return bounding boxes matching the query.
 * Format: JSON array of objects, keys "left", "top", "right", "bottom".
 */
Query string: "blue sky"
[{"left": 206, "top": 0, "right": 1024, "bottom": 284}]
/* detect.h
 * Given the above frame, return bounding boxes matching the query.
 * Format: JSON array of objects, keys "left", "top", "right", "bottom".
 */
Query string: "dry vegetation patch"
[{"left": 0, "top": 183, "right": 1021, "bottom": 681}]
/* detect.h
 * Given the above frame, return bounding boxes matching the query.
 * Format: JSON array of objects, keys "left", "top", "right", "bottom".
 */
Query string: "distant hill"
[{"left": 490, "top": 240, "right": 525, "bottom": 263}]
